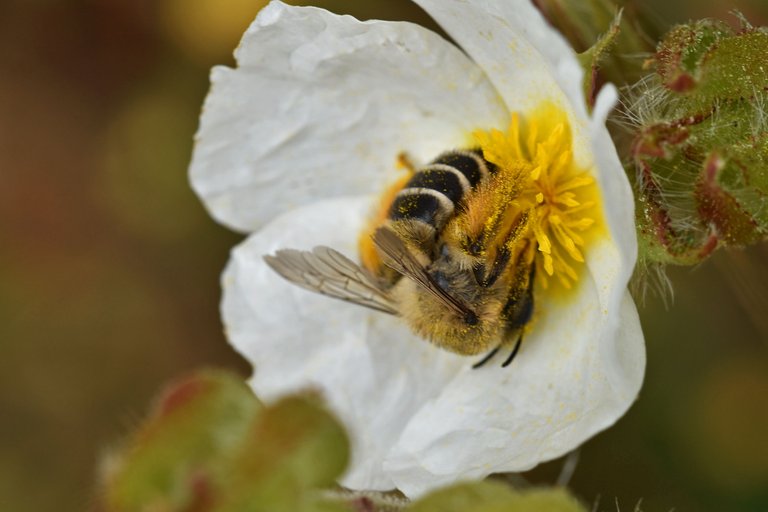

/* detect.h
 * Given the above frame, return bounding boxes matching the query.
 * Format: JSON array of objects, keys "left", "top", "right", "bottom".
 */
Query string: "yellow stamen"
[{"left": 474, "top": 102, "right": 605, "bottom": 294}]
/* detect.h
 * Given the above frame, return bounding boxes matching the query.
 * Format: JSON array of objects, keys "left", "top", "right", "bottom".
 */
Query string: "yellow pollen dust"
[{"left": 473, "top": 103, "right": 603, "bottom": 291}]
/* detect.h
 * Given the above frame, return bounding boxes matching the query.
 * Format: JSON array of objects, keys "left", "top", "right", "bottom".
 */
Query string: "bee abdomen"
[
  {"left": 406, "top": 164, "right": 468, "bottom": 203},
  {"left": 390, "top": 188, "right": 454, "bottom": 226},
  {"left": 432, "top": 149, "right": 492, "bottom": 187},
  {"left": 388, "top": 150, "right": 491, "bottom": 229}
]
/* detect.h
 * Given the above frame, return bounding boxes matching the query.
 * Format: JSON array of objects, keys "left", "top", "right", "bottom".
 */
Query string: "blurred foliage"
[
  {"left": 1, "top": 1, "right": 767, "bottom": 512},
  {"left": 409, "top": 482, "right": 586, "bottom": 512},
  {"left": 99, "top": 371, "right": 350, "bottom": 512},
  {"left": 102, "top": 371, "right": 261, "bottom": 510},
  {"left": 97, "top": 371, "right": 587, "bottom": 512}
]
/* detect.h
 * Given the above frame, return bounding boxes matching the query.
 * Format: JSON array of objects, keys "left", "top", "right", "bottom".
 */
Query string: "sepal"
[{"left": 630, "top": 18, "right": 768, "bottom": 266}]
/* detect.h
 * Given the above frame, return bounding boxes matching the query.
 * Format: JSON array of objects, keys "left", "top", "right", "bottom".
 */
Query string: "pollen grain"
[{"left": 473, "top": 103, "right": 604, "bottom": 293}]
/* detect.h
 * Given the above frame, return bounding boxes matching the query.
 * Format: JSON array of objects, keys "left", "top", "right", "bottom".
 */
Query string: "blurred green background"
[{"left": 1, "top": 0, "right": 767, "bottom": 510}]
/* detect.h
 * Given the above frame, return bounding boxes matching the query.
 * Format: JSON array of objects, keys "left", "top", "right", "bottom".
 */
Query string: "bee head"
[
  {"left": 372, "top": 226, "right": 503, "bottom": 355},
  {"left": 391, "top": 261, "right": 505, "bottom": 355}
]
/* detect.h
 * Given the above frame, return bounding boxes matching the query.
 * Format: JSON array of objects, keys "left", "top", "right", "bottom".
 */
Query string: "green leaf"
[
  {"left": 409, "top": 482, "right": 587, "bottom": 512},
  {"left": 535, "top": 0, "right": 656, "bottom": 86},
  {"left": 104, "top": 369, "right": 262, "bottom": 512},
  {"left": 687, "top": 31, "right": 768, "bottom": 111},
  {"left": 578, "top": 8, "right": 622, "bottom": 110},
  {"left": 101, "top": 374, "right": 353, "bottom": 512},
  {"left": 655, "top": 19, "right": 732, "bottom": 93},
  {"left": 218, "top": 393, "right": 350, "bottom": 512}
]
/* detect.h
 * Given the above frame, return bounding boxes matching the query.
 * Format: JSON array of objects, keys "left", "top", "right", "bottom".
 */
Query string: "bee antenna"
[
  {"left": 501, "top": 334, "right": 523, "bottom": 367},
  {"left": 472, "top": 346, "right": 500, "bottom": 369}
]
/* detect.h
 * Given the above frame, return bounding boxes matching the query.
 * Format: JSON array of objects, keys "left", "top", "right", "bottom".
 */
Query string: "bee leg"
[
  {"left": 472, "top": 346, "right": 500, "bottom": 369},
  {"left": 396, "top": 151, "right": 418, "bottom": 175},
  {"left": 501, "top": 334, "right": 523, "bottom": 368},
  {"left": 480, "top": 214, "right": 531, "bottom": 287},
  {"left": 479, "top": 245, "right": 511, "bottom": 287}
]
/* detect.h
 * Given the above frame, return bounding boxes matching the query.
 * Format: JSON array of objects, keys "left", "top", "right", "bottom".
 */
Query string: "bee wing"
[
  {"left": 264, "top": 246, "right": 399, "bottom": 315},
  {"left": 372, "top": 227, "right": 478, "bottom": 323}
]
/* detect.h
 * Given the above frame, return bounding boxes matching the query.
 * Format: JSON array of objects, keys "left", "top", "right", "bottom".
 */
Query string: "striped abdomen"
[{"left": 388, "top": 150, "right": 493, "bottom": 229}]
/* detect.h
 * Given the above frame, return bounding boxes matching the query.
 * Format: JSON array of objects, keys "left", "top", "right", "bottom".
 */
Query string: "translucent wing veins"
[
  {"left": 264, "top": 246, "right": 399, "bottom": 315},
  {"left": 372, "top": 227, "right": 478, "bottom": 324}
]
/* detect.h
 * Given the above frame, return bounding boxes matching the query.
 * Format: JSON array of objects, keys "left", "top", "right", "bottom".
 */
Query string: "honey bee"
[{"left": 264, "top": 150, "right": 537, "bottom": 368}]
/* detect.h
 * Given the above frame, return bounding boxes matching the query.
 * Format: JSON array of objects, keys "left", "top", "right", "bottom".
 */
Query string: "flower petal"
[
  {"left": 214, "top": 0, "right": 644, "bottom": 499},
  {"left": 222, "top": 196, "right": 469, "bottom": 490},
  {"left": 385, "top": 252, "right": 644, "bottom": 496},
  {"left": 413, "top": 1, "right": 638, "bottom": 282},
  {"left": 413, "top": 0, "right": 587, "bottom": 123},
  {"left": 588, "top": 85, "right": 638, "bottom": 302},
  {"left": 190, "top": 1, "right": 507, "bottom": 232},
  {"left": 372, "top": 26, "right": 642, "bottom": 489}
]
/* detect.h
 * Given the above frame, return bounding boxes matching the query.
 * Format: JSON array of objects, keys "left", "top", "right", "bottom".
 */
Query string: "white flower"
[{"left": 189, "top": 0, "right": 645, "bottom": 498}]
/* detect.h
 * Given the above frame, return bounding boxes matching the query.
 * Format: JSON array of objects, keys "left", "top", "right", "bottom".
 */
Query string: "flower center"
[{"left": 473, "top": 103, "right": 603, "bottom": 292}]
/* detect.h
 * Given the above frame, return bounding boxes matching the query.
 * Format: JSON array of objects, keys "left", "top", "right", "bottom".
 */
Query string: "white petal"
[
  {"left": 355, "top": 15, "right": 639, "bottom": 486},
  {"left": 412, "top": 0, "right": 637, "bottom": 275},
  {"left": 385, "top": 261, "right": 644, "bottom": 497},
  {"left": 190, "top": 1, "right": 507, "bottom": 232},
  {"left": 589, "top": 85, "right": 638, "bottom": 297},
  {"left": 413, "top": 0, "right": 594, "bottom": 166},
  {"left": 222, "top": 196, "right": 469, "bottom": 490},
  {"left": 413, "top": 0, "right": 584, "bottom": 111},
  {"left": 214, "top": 1, "right": 644, "bottom": 498}
]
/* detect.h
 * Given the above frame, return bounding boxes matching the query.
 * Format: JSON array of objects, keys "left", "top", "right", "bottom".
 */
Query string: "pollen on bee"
[{"left": 360, "top": 103, "right": 604, "bottom": 313}]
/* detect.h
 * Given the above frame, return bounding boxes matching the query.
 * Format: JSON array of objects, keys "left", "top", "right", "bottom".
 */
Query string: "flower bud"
[{"left": 630, "top": 18, "right": 768, "bottom": 266}]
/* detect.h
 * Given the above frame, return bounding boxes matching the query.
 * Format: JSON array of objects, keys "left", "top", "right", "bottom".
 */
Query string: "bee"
[{"left": 264, "top": 149, "right": 537, "bottom": 368}]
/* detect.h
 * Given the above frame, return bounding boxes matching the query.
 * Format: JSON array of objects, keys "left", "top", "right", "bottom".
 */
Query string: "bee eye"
[
  {"left": 461, "top": 233, "right": 484, "bottom": 256},
  {"left": 432, "top": 270, "right": 451, "bottom": 290}
]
